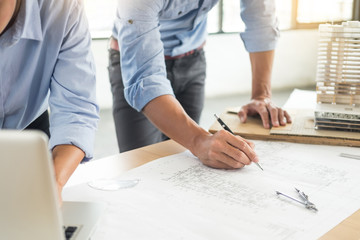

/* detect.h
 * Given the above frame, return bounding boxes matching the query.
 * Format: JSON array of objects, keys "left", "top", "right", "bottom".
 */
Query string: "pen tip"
[
  {"left": 255, "top": 162, "right": 264, "bottom": 171},
  {"left": 214, "top": 113, "right": 219, "bottom": 119}
]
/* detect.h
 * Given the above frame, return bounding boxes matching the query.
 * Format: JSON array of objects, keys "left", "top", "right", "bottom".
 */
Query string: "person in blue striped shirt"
[
  {"left": 108, "top": 0, "right": 291, "bottom": 170},
  {"left": 0, "top": 0, "right": 99, "bottom": 201}
]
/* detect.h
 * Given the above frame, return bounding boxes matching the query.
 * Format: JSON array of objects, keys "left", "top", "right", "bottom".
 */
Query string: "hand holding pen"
[
  {"left": 187, "top": 113, "right": 259, "bottom": 170},
  {"left": 192, "top": 128, "right": 259, "bottom": 170},
  {"left": 214, "top": 114, "right": 263, "bottom": 171}
]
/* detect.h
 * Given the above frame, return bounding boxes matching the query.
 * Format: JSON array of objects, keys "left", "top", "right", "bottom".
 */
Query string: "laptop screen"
[{"left": 0, "top": 130, "right": 64, "bottom": 240}]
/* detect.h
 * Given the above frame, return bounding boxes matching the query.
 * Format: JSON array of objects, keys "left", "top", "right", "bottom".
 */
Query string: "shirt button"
[
  {"left": 202, "top": 7, "right": 207, "bottom": 11},
  {"left": 128, "top": 19, "right": 134, "bottom": 24},
  {"left": 178, "top": 11, "right": 182, "bottom": 15}
]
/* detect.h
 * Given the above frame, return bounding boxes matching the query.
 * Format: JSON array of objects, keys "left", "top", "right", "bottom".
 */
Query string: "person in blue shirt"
[
  {"left": 108, "top": 0, "right": 291, "bottom": 169},
  {"left": 0, "top": 0, "right": 99, "bottom": 199}
]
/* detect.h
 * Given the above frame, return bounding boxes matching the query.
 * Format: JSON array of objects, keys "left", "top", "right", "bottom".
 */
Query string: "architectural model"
[{"left": 315, "top": 21, "right": 360, "bottom": 132}]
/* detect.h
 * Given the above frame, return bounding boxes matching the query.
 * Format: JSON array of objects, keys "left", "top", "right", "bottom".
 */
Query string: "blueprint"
[{"left": 63, "top": 140, "right": 360, "bottom": 240}]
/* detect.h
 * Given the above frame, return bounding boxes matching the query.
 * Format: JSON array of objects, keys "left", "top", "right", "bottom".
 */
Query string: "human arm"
[
  {"left": 238, "top": 50, "right": 292, "bottom": 128},
  {"left": 52, "top": 145, "right": 85, "bottom": 203},
  {"left": 116, "top": 1, "right": 258, "bottom": 169},
  {"left": 143, "top": 95, "right": 259, "bottom": 169},
  {"left": 48, "top": 0, "right": 99, "bottom": 199},
  {"left": 238, "top": 0, "right": 291, "bottom": 129}
]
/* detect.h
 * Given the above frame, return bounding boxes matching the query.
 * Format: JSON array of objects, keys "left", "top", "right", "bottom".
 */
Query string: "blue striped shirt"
[
  {"left": 0, "top": 0, "right": 99, "bottom": 160},
  {"left": 113, "top": 0, "right": 279, "bottom": 112}
]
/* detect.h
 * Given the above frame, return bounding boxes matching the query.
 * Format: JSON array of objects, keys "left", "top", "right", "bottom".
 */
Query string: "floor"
[{"left": 93, "top": 87, "right": 302, "bottom": 160}]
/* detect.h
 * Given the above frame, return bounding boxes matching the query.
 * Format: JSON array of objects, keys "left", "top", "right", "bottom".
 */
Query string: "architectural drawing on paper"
[{"left": 315, "top": 21, "right": 360, "bottom": 132}]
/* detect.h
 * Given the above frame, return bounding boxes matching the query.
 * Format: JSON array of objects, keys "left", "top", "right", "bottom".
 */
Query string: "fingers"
[
  {"left": 267, "top": 103, "right": 279, "bottom": 127},
  {"left": 206, "top": 151, "right": 246, "bottom": 169},
  {"left": 239, "top": 101, "right": 271, "bottom": 129},
  {"left": 199, "top": 130, "right": 258, "bottom": 170},
  {"left": 238, "top": 106, "right": 248, "bottom": 123},
  {"left": 284, "top": 110, "right": 292, "bottom": 123},
  {"left": 239, "top": 99, "right": 292, "bottom": 129},
  {"left": 242, "top": 137, "right": 255, "bottom": 149},
  {"left": 226, "top": 134, "right": 258, "bottom": 164},
  {"left": 257, "top": 106, "right": 271, "bottom": 129},
  {"left": 278, "top": 108, "right": 285, "bottom": 125},
  {"left": 267, "top": 105, "right": 292, "bottom": 127}
]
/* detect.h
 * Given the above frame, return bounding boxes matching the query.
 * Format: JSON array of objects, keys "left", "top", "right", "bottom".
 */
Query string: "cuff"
[
  {"left": 125, "top": 76, "right": 175, "bottom": 112},
  {"left": 49, "top": 125, "right": 96, "bottom": 162},
  {"left": 240, "top": 25, "right": 280, "bottom": 52}
]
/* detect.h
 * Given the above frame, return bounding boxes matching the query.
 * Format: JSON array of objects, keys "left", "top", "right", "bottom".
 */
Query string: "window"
[
  {"left": 295, "top": 0, "right": 354, "bottom": 28},
  {"left": 207, "top": 0, "right": 292, "bottom": 33},
  {"left": 207, "top": 0, "right": 356, "bottom": 33},
  {"left": 84, "top": 0, "right": 357, "bottom": 38}
]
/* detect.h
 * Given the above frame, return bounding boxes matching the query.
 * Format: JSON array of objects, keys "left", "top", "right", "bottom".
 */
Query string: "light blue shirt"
[
  {"left": 113, "top": 0, "right": 279, "bottom": 112},
  {"left": 0, "top": 0, "right": 99, "bottom": 160}
]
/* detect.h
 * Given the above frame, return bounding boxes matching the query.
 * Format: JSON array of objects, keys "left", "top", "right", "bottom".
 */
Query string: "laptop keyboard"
[{"left": 64, "top": 226, "right": 78, "bottom": 240}]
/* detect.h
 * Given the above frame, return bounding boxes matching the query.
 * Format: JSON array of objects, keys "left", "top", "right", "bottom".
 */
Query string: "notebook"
[{"left": 0, "top": 130, "right": 105, "bottom": 240}]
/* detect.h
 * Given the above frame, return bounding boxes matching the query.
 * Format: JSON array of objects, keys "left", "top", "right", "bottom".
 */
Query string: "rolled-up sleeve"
[
  {"left": 115, "top": 0, "right": 174, "bottom": 112},
  {"left": 240, "top": 0, "right": 280, "bottom": 52},
  {"left": 49, "top": 1, "right": 99, "bottom": 161}
]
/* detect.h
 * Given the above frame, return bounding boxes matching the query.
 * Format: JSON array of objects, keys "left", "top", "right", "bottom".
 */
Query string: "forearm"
[
  {"left": 143, "top": 95, "right": 258, "bottom": 169},
  {"left": 52, "top": 145, "right": 85, "bottom": 188},
  {"left": 142, "top": 95, "right": 210, "bottom": 155},
  {"left": 249, "top": 50, "right": 274, "bottom": 100},
  {"left": 239, "top": 50, "right": 291, "bottom": 128}
]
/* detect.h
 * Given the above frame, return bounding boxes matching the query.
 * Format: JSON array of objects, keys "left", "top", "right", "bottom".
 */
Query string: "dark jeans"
[
  {"left": 25, "top": 110, "right": 50, "bottom": 138},
  {"left": 108, "top": 48, "right": 206, "bottom": 152}
]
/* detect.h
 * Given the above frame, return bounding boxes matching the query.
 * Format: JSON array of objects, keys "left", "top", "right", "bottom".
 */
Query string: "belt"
[
  {"left": 109, "top": 37, "right": 205, "bottom": 60},
  {"left": 164, "top": 41, "right": 206, "bottom": 60},
  {"left": 109, "top": 37, "right": 120, "bottom": 51}
]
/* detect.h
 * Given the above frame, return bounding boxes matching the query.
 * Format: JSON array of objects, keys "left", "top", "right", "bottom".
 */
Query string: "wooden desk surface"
[
  {"left": 67, "top": 140, "right": 360, "bottom": 239},
  {"left": 209, "top": 110, "right": 360, "bottom": 147},
  {"left": 66, "top": 140, "right": 187, "bottom": 187}
]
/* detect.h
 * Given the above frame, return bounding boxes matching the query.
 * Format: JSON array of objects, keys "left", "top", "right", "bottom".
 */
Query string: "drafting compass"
[{"left": 276, "top": 188, "right": 318, "bottom": 212}]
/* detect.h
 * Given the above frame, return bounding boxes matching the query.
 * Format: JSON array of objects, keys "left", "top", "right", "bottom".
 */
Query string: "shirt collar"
[{"left": 0, "top": 0, "right": 43, "bottom": 47}]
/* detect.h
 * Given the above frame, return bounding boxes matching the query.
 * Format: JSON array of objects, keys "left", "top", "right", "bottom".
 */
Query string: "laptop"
[{"left": 0, "top": 130, "right": 105, "bottom": 240}]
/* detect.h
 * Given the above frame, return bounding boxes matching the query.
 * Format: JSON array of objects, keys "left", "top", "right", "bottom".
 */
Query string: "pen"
[{"left": 214, "top": 114, "right": 263, "bottom": 171}]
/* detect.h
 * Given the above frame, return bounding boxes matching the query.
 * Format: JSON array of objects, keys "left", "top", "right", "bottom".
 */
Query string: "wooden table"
[
  {"left": 66, "top": 140, "right": 360, "bottom": 239},
  {"left": 209, "top": 110, "right": 360, "bottom": 147}
]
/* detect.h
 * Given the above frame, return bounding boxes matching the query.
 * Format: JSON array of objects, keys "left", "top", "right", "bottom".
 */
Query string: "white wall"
[
  {"left": 93, "top": 29, "right": 319, "bottom": 108},
  {"left": 92, "top": 40, "right": 113, "bottom": 109},
  {"left": 204, "top": 29, "right": 319, "bottom": 97}
]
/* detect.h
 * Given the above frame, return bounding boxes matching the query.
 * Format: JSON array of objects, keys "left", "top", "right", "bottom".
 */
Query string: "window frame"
[
  {"left": 291, "top": 0, "right": 356, "bottom": 29},
  {"left": 212, "top": 0, "right": 358, "bottom": 34},
  {"left": 88, "top": 0, "right": 359, "bottom": 39},
  {"left": 354, "top": 0, "right": 360, "bottom": 20}
]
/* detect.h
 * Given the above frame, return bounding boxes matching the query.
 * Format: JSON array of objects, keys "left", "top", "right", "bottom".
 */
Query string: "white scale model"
[{"left": 315, "top": 21, "right": 360, "bottom": 132}]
